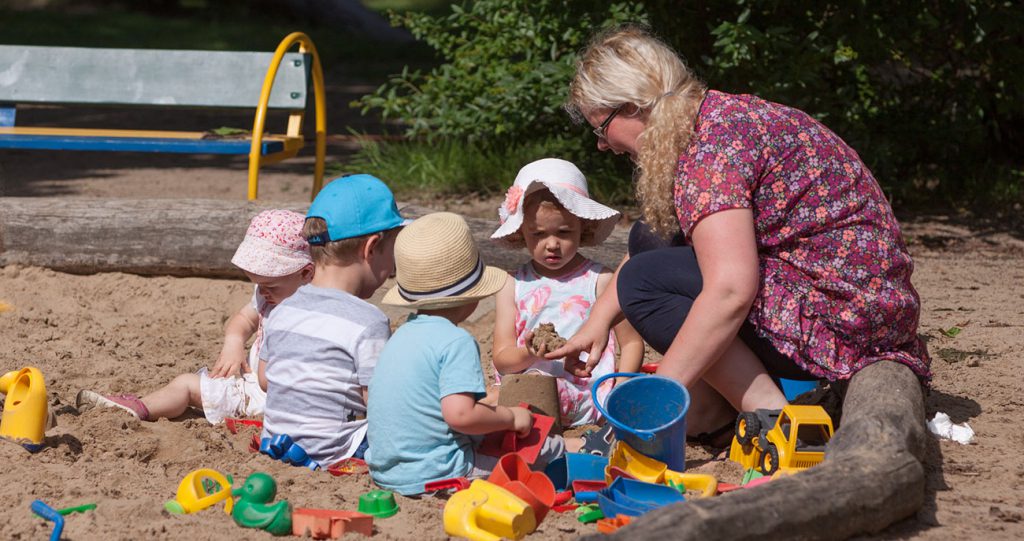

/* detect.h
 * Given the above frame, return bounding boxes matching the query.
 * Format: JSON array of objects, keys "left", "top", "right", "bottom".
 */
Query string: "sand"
[{"left": 1, "top": 148, "right": 1023, "bottom": 539}]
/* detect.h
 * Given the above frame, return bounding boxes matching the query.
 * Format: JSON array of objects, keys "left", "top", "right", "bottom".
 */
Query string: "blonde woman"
[{"left": 549, "top": 25, "right": 931, "bottom": 447}]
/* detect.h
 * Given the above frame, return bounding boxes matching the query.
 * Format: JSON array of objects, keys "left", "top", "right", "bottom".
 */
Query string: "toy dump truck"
[{"left": 728, "top": 405, "right": 834, "bottom": 475}]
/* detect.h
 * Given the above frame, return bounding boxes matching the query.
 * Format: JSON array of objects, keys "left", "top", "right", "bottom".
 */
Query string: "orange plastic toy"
[
  {"left": 291, "top": 508, "right": 373, "bottom": 539},
  {"left": 488, "top": 453, "right": 556, "bottom": 522}
]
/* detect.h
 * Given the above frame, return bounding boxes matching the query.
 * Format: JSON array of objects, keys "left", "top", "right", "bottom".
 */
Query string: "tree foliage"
[{"left": 356, "top": 0, "right": 1024, "bottom": 206}]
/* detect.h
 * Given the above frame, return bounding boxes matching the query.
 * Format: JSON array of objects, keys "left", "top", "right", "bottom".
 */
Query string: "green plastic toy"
[
  {"left": 740, "top": 468, "right": 765, "bottom": 486},
  {"left": 357, "top": 490, "right": 399, "bottom": 518},
  {"left": 575, "top": 503, "right": 604, "bottom": 524},
  {"left": 230, "top": 473, "right": 293, "bottom": 536}
]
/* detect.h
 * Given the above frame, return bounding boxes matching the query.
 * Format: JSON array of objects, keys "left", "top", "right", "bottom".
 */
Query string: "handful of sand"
[{"left": 531, "top": 322, "right": 566, "bottom": 353}]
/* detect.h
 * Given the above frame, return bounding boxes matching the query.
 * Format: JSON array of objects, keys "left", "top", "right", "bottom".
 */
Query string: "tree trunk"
[
  {"left": 592, "top": 361, "right": 927, "bottom": 541},
  {"left": 0, "top": 199, "right": 628, "bottom": 277}
]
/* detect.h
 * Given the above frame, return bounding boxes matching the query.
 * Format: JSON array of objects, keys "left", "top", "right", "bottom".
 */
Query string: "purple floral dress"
[{"left": 672, "top": 90, "right": 931, "bottom": 381}]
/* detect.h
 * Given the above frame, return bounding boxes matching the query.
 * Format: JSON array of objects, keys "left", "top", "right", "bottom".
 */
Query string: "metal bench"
[{"left": 0, "top": 32, "right": 326, "bottom": 200}]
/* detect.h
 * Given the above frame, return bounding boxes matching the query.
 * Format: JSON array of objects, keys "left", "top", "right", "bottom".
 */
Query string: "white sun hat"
[{"left": 490, "top": 158, "right": 620, "bottom": 248}]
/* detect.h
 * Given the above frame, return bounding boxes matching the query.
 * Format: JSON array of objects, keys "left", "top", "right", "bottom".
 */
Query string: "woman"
[{"left": 550, "top": 25, "right": 930, "bottom": 444}]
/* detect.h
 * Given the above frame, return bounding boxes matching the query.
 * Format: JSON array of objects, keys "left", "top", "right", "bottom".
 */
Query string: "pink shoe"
[{"left": 76, "top": 390, "right": 152, "bottom": 421}]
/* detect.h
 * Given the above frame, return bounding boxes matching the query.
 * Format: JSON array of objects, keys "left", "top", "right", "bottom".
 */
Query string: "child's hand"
[
  {"left": 521, "top": 330, "right": 546, "bottom": 358},
  {"left": 509, "top": 406, "right": 534, "bottom": 437},
  {"left": 210, "top": 343, "right": 247, "bottom": 378}
]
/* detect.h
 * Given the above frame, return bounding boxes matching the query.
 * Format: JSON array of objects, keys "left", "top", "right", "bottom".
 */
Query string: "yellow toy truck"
[{"left": 728, "top": 405, "right": 834, "bottom": 475}]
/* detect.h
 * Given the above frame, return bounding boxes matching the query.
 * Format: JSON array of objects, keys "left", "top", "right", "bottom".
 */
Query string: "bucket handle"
[{"left": 591, "top": 372, "right": 656, "bottom": 442}]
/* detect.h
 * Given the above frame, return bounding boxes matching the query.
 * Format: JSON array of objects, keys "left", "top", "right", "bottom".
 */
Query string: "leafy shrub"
[
  {"left": 354, "top": 0, "right": 646, "bottom": 146},
  {"left": 355, "top": 0, "right": 1023, "bottom": 207}
]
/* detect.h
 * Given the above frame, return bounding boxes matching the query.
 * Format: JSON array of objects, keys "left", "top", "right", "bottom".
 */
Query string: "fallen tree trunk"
[
  {"left": 594, "top": 360, "right": 927, "bottom": 541},
  {"left": 0, "top": 198, "right": 628, "bottom": 277}
]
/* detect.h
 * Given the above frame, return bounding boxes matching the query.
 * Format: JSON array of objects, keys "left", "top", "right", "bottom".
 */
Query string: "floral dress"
[
  {"left": 672, "top": 90, "right": 931, "bottom": 381},
  {"left": 499, "top": 258, "right": 617, "bottom": 426}
]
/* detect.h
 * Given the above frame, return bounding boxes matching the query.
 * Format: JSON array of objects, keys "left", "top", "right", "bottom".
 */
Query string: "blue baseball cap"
[{"left": 306, "top": 174, "right": 411, "bottom": 244}]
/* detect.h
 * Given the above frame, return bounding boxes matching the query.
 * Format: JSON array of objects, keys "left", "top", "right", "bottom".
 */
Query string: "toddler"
[
  {"left": 490, "top": 158, "right": 644, "bottom": 428},
  {"left": 367, "top": 212, "right": 583, "bottom": 495},
  {"left": 258, "top": 174, "right": 409, "bottom": 465},
  {"left": 76, "top": 209, "right": 313, "bottom": 423}
]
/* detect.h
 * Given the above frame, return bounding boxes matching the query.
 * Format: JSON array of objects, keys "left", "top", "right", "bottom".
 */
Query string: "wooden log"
[
  {"left": 0, "top": 198, "right": 630, "bottom": 277},
  {"left": 594, "top": 361, "right": 927, "bottom": 541}
]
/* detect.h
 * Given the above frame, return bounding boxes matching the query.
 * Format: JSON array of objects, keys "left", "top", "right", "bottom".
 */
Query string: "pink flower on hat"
[
  {"left": 231, "top": 209, "right": 312, "bottom": 277},
  {"left": 500, "top": 185, "right": 524, "bottom": 224}
]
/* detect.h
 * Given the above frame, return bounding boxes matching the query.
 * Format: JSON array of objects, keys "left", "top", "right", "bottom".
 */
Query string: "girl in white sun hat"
[{"left": 491, "top": 158, "right": 645, "bottom": 429}]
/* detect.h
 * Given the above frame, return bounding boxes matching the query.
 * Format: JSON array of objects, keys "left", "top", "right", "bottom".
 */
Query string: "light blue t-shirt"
[{"left": 366, "top": 313, "right": 486, "bottom": 495}]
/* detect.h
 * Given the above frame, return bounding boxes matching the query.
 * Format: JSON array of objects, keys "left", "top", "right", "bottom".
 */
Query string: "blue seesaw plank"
[{"left": 0, "top": 134, "right": 284, "bottom": 155}]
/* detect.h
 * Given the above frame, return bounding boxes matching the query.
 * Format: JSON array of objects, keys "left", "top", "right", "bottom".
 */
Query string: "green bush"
[
  {"left": 355, "top": 0, "right": 1024, "bottom": 207},
  {"left": 655, "top": 1, "right": 1024, "bottom": 206},
  {"left": 355, "top": 0, "right": 645, "bottom": 145}
]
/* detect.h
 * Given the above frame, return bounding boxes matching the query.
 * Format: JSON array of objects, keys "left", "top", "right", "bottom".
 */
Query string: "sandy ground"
[{"left": 1, "top": 139, "right": 1023, "bottom": 540}]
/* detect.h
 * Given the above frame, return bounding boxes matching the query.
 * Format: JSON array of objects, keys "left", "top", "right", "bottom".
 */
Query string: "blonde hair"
[
  {"left": 566, "top": 24, "right": 706, "bottom": 238},
  {"left": 302, "top": 218, "right": 398, "bottom": 266}
]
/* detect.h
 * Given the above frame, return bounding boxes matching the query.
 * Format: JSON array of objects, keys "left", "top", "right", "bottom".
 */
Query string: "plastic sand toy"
[
  {"left": 230, "top": 473, "right": 293, "bottom": 536},
  {"left": 358, "top": 490, "right": 399, "bottom": 518},
  {"left": 164, "top": 469, "right": 234, "bottom": 515},
  {"left": 0, "top": 367, "right": 48, "bottom": 451},
  {"left": 444, "top": 479, "right": 536, "bottom": 541}
]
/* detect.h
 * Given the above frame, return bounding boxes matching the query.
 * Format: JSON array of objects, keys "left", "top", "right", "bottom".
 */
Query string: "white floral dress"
[{"left": 499, "top": 258, "right": 617, "bottom": 427}]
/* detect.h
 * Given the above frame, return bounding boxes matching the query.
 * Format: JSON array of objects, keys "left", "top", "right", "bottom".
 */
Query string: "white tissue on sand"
[{"left": 927, "top": 412, "right": 975, "bottom": 445}]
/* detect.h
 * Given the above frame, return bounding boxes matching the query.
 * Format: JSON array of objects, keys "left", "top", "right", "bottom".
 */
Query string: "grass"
[{"left": 337, "top": 136, "right": 637, "bottom": 205}]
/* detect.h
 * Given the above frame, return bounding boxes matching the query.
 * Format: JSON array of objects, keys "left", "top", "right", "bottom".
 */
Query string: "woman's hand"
[{"left": 546, "top": 318, "right": 610, "bottom": 378}]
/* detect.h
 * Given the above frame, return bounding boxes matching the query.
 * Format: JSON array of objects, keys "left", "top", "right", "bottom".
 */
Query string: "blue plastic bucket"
[
  {"left": 779, "top": 378, "right": 819, "bottom": 401},
  {"left": 592, "top": 372, "right": 690, "bottom": 472}
]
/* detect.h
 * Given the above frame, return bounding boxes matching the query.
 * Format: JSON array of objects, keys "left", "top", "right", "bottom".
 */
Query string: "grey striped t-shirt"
[{"left": 260, "top": 284, "right": 389, "bottom": 466}]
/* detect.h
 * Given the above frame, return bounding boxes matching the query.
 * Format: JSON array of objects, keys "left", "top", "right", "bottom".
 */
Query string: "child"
[
  {"left": 490, "top": 158, "right": 645, "bottom": 428},
  {"left": 76, "top": 209, "right": 314, "bottom": 423},
  {"left": 366, "top": 212, "right": 583, "bottom": 495},
  {"left": 258, "top": 174, "right": 409, "bottom": 466}
]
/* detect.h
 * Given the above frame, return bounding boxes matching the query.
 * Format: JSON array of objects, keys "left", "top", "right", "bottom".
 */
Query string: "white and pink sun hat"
[
  {"left": 231, "top": 209, "right": 312, "bottom": 277},
  {"left": 491, "top": 158, "right": 620, "bottom": 248}
]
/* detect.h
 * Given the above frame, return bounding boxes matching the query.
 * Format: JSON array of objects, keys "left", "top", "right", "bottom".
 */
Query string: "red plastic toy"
[
  {"left": 487, "top": 452, "right": 556, "bottom": 523},
  {"left": 571, "top": 480, "right": 607, "bottom": 494},
  {"left": 477, "top": 403, "right": 555, "bottom": 465},
  {"left": 224, "top": 418, "right": 263, "bottom": 435},
  {"left": 424, "top": 477, "right": 471, "bottom": 493},
  {"left": 326, "top": 458, "right": 368, "bottom": 477}
]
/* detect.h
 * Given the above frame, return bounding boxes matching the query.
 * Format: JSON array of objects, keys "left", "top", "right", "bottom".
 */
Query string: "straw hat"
[
  {"left": 490, "top": 158, "right": 620, "bottom": 248},
  {"left": 382, "top": 212, "right": 507, "bottom": 310}
]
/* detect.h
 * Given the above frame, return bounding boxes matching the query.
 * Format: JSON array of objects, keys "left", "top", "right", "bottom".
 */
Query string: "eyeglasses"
[{"left": 592, "top": 106, "right": 622, "bottom": 140}]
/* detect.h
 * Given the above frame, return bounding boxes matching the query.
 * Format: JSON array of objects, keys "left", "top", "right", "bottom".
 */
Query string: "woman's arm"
[
  {"left": 594, "top": 266, "right": 645, "bottom": 377},
  {"left": 549, "top": 253, "right": 631, "bottom": 375},
  {"left": 655, "top": 208, "right": 759, "bottom": 387}
]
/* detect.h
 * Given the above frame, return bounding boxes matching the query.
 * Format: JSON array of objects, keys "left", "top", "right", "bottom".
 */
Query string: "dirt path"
[{"left": 2, "top": 141, "right": 1023, "bottom": 539}]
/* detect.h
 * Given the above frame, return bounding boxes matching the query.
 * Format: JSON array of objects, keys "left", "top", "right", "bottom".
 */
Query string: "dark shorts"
[{"left": 620, "top": 220, "right": 813, "bottom": 381}]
